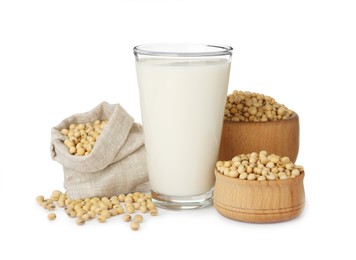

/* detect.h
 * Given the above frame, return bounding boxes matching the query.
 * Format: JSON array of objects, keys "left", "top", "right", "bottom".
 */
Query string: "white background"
[{"left": 1, "top": 0, "right": 355, "bottom": 259}]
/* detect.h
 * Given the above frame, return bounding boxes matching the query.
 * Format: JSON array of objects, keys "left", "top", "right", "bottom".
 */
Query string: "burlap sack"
[{"left": 50, "top": 101, "right": 150, "bottom": 199}]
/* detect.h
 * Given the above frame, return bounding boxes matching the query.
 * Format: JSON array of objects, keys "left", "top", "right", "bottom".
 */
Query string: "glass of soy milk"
[{"left": 134, "top": 44, "right": 232, "bottom": 210}]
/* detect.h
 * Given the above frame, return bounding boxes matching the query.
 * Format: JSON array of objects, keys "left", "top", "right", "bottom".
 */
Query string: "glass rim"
[{"left": 133, "top": 43, "right": 233, "bottom": 57}]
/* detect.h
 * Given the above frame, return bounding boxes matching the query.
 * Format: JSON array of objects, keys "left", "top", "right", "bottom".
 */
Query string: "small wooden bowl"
[
  {"left": 213, "top": 170, "right": 305, "bottom": 223},
  {"left": 219, "top": 112, "right": 299, "bottom": 162}
]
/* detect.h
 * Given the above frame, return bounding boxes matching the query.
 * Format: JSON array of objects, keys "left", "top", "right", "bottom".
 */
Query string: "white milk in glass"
[{"left": 136, "top": 58, "right": 230, "bottom": 196}]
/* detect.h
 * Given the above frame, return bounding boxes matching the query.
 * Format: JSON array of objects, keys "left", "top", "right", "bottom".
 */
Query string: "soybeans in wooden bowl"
[
  {"left": 213, "top": 151, "right": 305, "bottom": 223},
  {"left": 219, "top": 91, "right": 299, "bottom": 162}
]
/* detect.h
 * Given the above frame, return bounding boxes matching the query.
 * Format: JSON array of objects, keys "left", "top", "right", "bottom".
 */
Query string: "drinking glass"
[{"left": 134, "top": 43, "right": 232, "bottom": 209}]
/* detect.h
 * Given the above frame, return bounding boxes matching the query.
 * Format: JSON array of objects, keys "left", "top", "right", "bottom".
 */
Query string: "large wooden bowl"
[
  {"left": 213, "top": 170, "right": 305, "bottom": 223},
  {"left": 219, "top": 113, "right": 299, "bottom": 162}
]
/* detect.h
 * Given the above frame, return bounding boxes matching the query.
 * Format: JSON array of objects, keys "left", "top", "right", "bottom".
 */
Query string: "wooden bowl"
[
  {"left": 213, "top": 170, "right": 305, "bottom": 223},
  {"left": 219, "top": 112, "right": 299, "bottom": 162}
]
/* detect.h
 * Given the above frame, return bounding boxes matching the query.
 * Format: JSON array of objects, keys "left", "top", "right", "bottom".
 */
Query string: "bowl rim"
[
  {"left": 214, "top": 169, "right": 304, "bottom": 186},
  {"left": 223, "top": 111, "right": 298, "bottom": 124}
]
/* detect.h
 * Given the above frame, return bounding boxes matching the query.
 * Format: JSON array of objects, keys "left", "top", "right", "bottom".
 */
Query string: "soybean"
[
  {"left": 224, "top": 91, "right": 293, "bottom": 122},
  {"left": 36, "top": 190, "right": 158, "bottom": 230},
  {"left": 130, "top": 221, "right": 140, "bottom": 231},
  {"left": 60, "top": 120, "right": 108, "bottom": 156},
  {"left": 134, "top": 214, "right": 144, "bottom": 223},
  {"left": 48, "top": 213, "right": 56, "bottom": 221},
  {"left": 216, "top": 151, "right": 304, "bottom": 181}
]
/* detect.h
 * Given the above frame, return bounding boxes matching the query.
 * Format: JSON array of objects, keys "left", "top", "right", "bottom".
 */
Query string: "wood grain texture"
[
  {"left": 219, "top": 113, "right": 299, "bottom": 162},
  {"left": 213, "top": 170, "right": 305, "bottom": 223}
]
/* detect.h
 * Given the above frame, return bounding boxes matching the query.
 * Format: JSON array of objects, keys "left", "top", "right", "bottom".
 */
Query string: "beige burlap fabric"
[{"left": 50, "top": 102, "right": 149, "bottom": 199}]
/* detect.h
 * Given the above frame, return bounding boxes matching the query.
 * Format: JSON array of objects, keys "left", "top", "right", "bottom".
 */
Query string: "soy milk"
[{"left": 136, "top": 58, "right": 230, "bottom": 196}]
